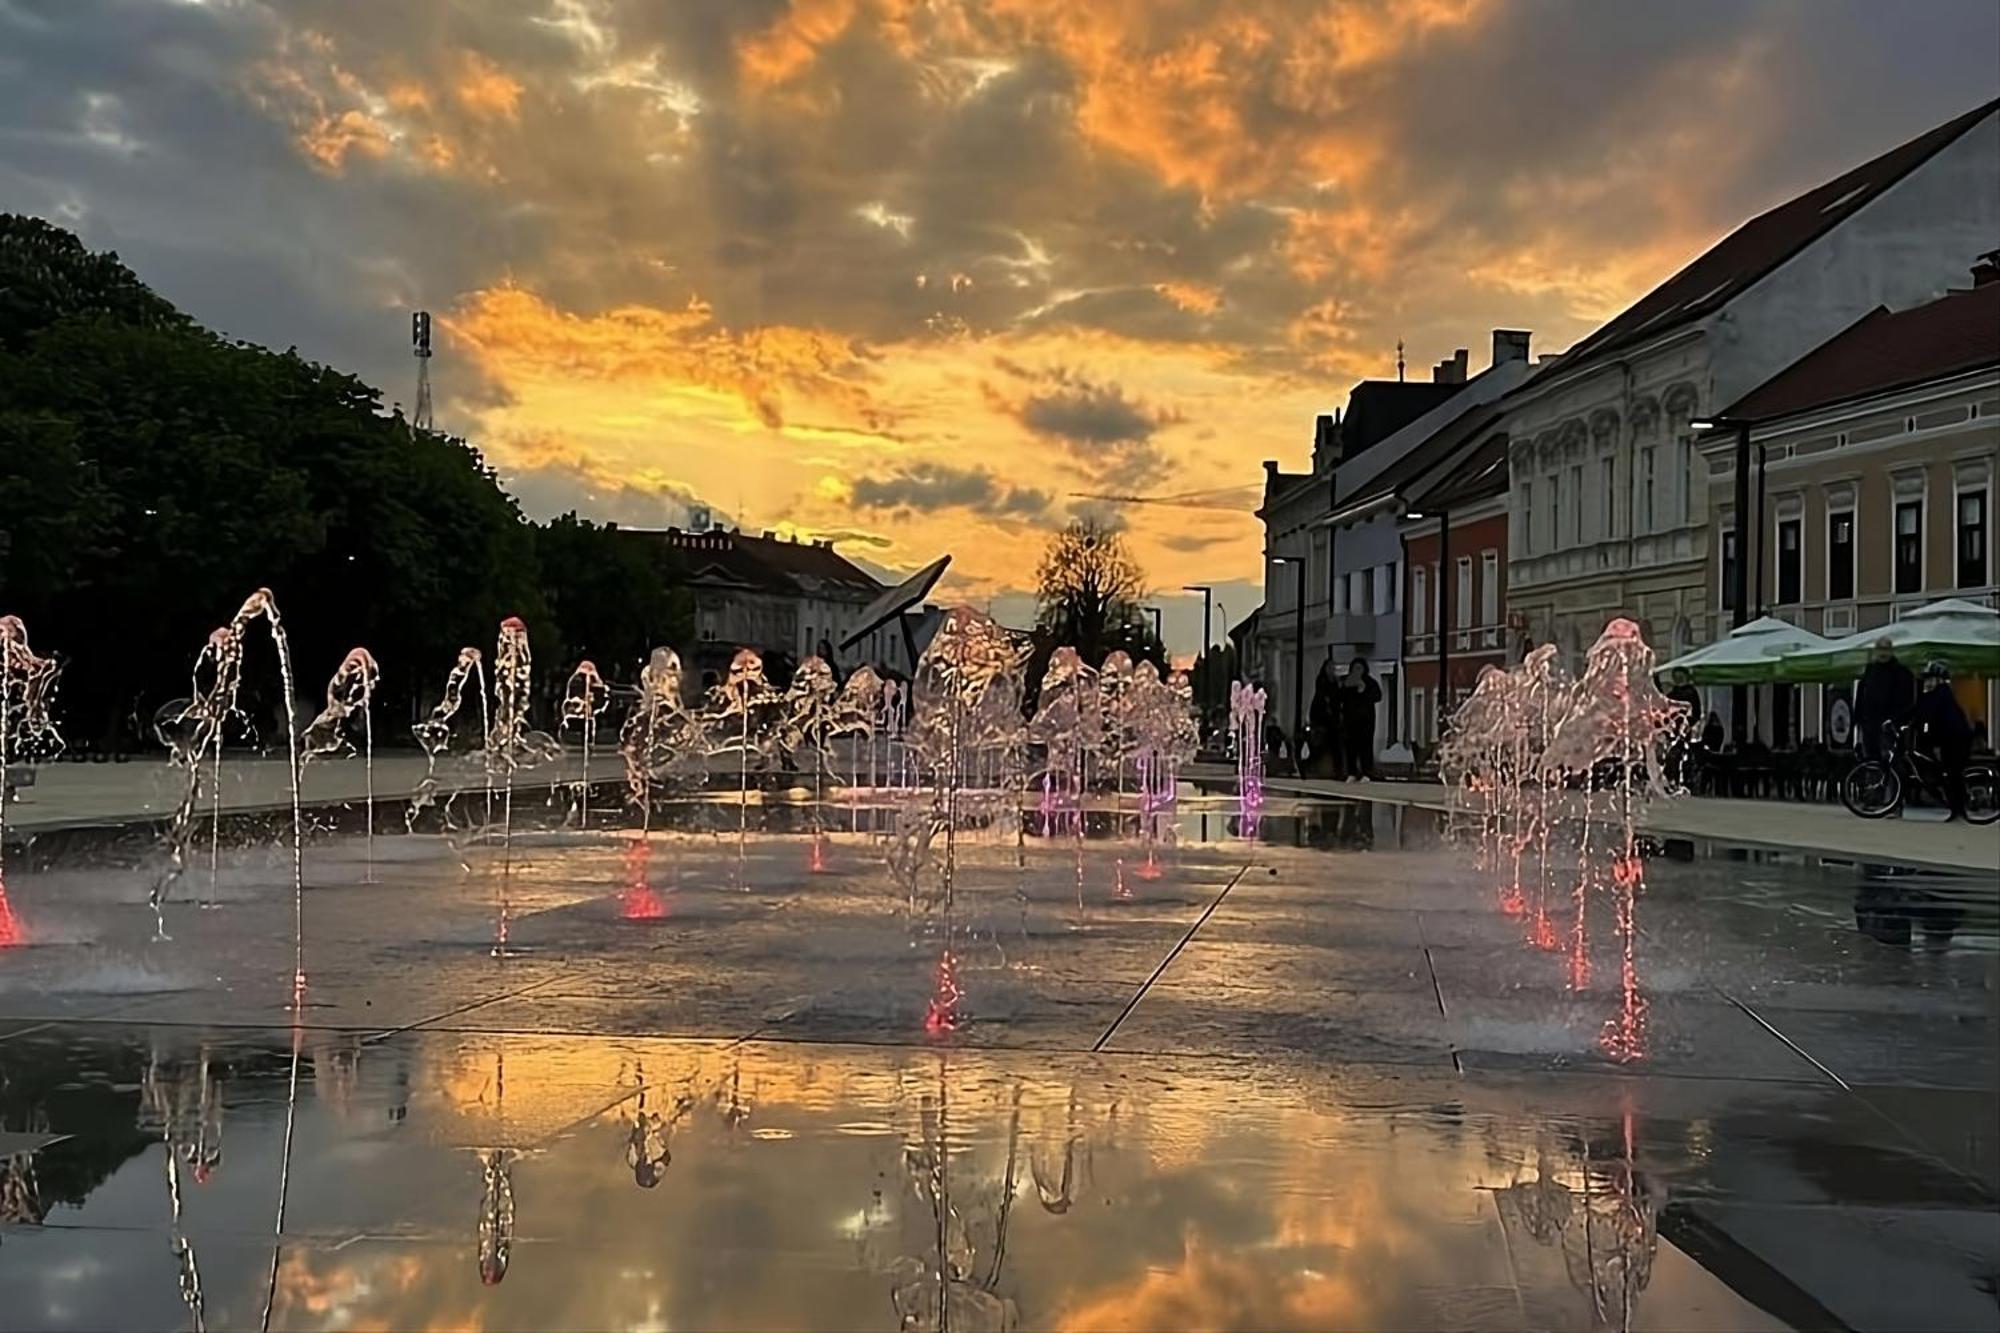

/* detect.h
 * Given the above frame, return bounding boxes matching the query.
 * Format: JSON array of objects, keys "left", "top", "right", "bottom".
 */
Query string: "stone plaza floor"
[{"left": 0, "top": 781, "right": 1994, "bottom": 1330}]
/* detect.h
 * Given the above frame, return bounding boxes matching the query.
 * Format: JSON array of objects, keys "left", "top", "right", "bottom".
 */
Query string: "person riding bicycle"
[{"left": 1894, "top": 660, "right": 1974, "bottom": 820}]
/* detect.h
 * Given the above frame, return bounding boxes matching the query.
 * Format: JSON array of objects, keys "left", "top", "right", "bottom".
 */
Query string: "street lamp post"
[
  {"left": 1272, "top": 556, "right": 1306, "bottom": 774},
  {"left": 1183, "top": 583, "right": 1215, "bottom": 730},
  {"left": 1693, "top": 415, "right": 1755, "bottom": 742}
]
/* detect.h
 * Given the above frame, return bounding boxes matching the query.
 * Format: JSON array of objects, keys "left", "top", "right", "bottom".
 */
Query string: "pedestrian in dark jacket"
[
  {"left": 1339, "top": 657, "right": 1382, "bottom": 780},
  {"left": 1308, "top": 655, "right": 1343, "bottom": 778},
  {"left": 1854, "top": 639, "right": 1915, "bottom": 761}
]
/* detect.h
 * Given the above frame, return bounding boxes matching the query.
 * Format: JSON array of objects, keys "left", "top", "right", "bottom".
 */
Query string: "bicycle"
[{"left": 1841, "top": 722, "right": 1999, "bottom": 823}]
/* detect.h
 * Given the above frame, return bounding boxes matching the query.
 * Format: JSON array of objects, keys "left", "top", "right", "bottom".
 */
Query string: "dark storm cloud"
[
  {"left": 1019, "top": 380, "right": 1161, "bottom": 446},
  {"left": 4, "top": 0, "right": 1996, "bottom": 541},
  {"left": 850, "top": 462, "right": 1054, "bottom": 519}
]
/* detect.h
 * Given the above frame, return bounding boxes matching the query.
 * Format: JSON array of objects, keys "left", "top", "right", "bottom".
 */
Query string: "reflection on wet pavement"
[{"left": 0, "top": 794, "right": 1993, "bottom": 1330}]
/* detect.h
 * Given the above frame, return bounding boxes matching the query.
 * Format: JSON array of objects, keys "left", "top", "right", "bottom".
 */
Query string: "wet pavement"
[{"left": 0, "top": 791, "right": 1995, "bottom": 1330}]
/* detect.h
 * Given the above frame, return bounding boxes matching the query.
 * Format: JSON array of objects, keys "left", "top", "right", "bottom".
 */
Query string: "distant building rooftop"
[
  {"left": 631, "top": 527, "right": 885, "bottom": 599},
  {"left": 1721, "top": 279, "right": 2000, "bottom": 422},
  {"left": 1555, "top": 97, "right": 1999, "bottom": 375}
]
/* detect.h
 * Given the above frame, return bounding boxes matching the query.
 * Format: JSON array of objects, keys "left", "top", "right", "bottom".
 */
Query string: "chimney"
[
  {"left": 1312, "top": 413, "right": 1337, "bottom": 469},
  {"left": 1973, "top": 248, "right": 2000, "bottom": 287},
  {"left": 1491, "top": 329, "right": 1531, "bottom": 365},
  {"left": 1433, "top": 349, "right": 1468, "bottom": 385}
]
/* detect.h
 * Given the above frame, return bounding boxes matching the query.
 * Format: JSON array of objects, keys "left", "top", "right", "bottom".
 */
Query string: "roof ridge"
[{"left": 1554, "top": 97, "right": 1999, "bottom": 372}]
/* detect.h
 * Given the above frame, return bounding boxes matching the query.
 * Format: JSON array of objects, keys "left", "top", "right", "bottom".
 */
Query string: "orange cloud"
[
  {"left": 455, "top": 52, "right": 524, "bottom": 120},
  {"left": 447, "top": 285, "right": 877, "bottom": 431}
]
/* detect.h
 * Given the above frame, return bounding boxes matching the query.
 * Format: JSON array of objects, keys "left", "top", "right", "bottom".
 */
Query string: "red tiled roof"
[
  {"left": 1723, "top": 281, "right": 2000, "bottom": 421},
  {"left": 1558, "top": 98, "right": 1998, "bottom": 372}
]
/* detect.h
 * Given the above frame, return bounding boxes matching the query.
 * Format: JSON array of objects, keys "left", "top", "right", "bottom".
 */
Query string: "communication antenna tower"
[{"left": 411, "top": 310, "right": 435, "bottom": 434}]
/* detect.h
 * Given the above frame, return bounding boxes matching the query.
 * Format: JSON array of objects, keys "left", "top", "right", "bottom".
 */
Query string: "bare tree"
[{"left": 1034, "top": 517, "right": 1149, "bottom": 663}]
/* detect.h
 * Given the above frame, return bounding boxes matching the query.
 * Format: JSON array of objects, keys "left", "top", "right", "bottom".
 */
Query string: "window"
[
  {"left": 1333, "top": 568, "right": 1348, "bottom": 613},
  {"left": 1959, "top": 489, "right": 1989, "bottom": 587},
  {"left": 1600, "top": 458, "right": 1616, "bottom": 538},
  {"left": 1349, "top": 569, "right": 1368, "bottom": 615},
  {"left": 1828, "top": 510, "right": 1855, "bottom": 600},
  {"left": 1481, "top": 550, "right": 1500, "bottom": 626},
  {"left": 1546, "top": 473, "right": 1560, "bottom": 549},
  {"left": 1639, "top": 447, "right": 1657, "bottom": 532},
  {"left": 1895, "top": 499, "right": 1923, "bottom": 594},
  {"left": 1412, "top": 564, "right": 1428, "bottom": 635},
  {"left": 1776, "top": 518, "right": 1801, "bottom": 605},
  {"left": 1411, "top": 687, "right": 1427, "bottom": 746},
  {"left": 1430, "top": 561, "right": 1441, "bottom": 632},
  {"left": 1721, "top": 528, "right": 1738, "bottom": 611},
  {"left": 1455, "top": 556, "right": 1472, "bottom": 629},
  {"left": 1520, "top": 481, "right": 1534, "bottom": 553},
  {"left": 1675, "top": 436, "right": 1692, "bottom": 525},
  {"left": 1372, "top": 564, "right": 1391, "bottom": 616},
  {"left": 1568, "top": 465, "right": 1583, "bottom": 543}
]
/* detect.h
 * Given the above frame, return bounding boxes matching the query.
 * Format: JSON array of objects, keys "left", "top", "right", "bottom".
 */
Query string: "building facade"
[
  {"left": 1697, "top": 275, "right": 1999, "bottom": 743},
  {"left": 1500, "top": 99, "right": 2000, "bottom": 672},
  {"left": 639, "top": 527, "right": 908, "bottom": 683},
  {"left": 1399, "top": 436, "right": 1510, "bottom": 756}
]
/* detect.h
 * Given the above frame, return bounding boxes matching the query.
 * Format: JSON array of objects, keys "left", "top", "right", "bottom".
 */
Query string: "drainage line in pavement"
[
  {"left": 1415, "top": 913, "right": 1463, "bottom": 1074},
  {"left": 1092, "top": 862, "right": 1252, "bottom": 1053},
  {"left": 1720, "top": 991, "right": 1851, "bottom": 1091}
]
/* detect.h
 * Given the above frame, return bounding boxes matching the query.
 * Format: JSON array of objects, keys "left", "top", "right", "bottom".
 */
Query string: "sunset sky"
[{"left": 3, "top": 0, "right": 1997, "bottom": 650}]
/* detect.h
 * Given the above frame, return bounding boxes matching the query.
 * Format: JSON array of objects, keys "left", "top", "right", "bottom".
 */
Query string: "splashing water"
[
  {"left": 1442, "top": 620, "right": 1690, "bottom": 1063},
  {"left": 151, "top": 627, "right": 247, "bottom": 931},
  {"left": 560, "top": 660, "right": 609, "bottom": 827},
  {"left": 149, "top": 592, "right": 304, "bottom": 998},
  {"left": 1029, "top": 648, "right": 1091, "bottom": 840},
  {"left": 900, "top": 608, "right": 1029, "bottom": 1028},
  {"left": 300, "top": 647, "right": 379, "bottom": 876},
  {"left": 783, "top": 655, "right": 838, "bottom": 870},
  {"left": 407, "top": 647, "right": 482, "bottom": 835},
  {"left": 620, "top": 646, "right": 697, "bottom": 833},
  {"left": 0, "top": 615, "right": 63, "bottom": 947},
  {"left": 1546, "top": 619, "right": 1691, "bottom": 1062},
  {"left": 1229, "top": 679, "right": 1267, "bottom": 832},
  {"left": 488, "top": 617, "right": 533, "bottom": 956},
  {"left": 714, "top": 648, "right": 774, "bottom": 886},
  {"left": 832, "top": 664, "right": 884, "bottom": 830}
]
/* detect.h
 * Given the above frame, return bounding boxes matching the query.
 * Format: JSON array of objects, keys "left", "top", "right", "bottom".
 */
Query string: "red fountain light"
[
  {"left": 0, "top": 876, "right": 22, "bottom": 948},
  {"left": 923, "top": 949, "right": 962, "bottom": 1034},
  {"left": 621, "top": 838, "right": 667, "bottom": 920},
  {"left": 808, "top": 834, "right": 827, "bottom": 874},
  {"left": 1598, "top": 847, "right": 1650, "bottom": 1062}
]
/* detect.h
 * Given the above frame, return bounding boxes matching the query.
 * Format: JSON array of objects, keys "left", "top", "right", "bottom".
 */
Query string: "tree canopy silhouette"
[{"left": 0, "top": 214, "right": 688, "bottom": 750}]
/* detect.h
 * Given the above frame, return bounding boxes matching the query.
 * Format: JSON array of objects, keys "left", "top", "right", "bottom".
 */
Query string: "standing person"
[
  {"left": 1664, "top": 669, "right": 1703, "bottom": 788},
  {"left": 1308, "top": 654, "right": 1343, "bottom": 779},
  {"left": 1899, "top": 661, "right": 1975, "bottom": 819},
  {"left": 1340, "top": 657, "right": 1382, "bottom": 781},
  {"left": 1854, "top": 639, "right": 1916, "bottom": 762}
]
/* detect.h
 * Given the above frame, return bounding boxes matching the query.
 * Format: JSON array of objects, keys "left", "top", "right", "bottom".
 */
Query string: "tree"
[
  {"left": 0, "top": 215, "right": 550, "bottom": 747},
  {"left": 535, "top": 514, "right": 693, "bottom": 684},
  {"left": 1033, "top": 516, "right": 1151, "bottom": 665}
]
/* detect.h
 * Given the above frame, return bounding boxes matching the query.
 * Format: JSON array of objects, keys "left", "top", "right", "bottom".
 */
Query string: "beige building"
[
  {"left": 1499, "top": 98, "right": 2000, "bottom": 673},
  {"left": 1697, "top": 272, "right": 1999, "bottom": 742}
]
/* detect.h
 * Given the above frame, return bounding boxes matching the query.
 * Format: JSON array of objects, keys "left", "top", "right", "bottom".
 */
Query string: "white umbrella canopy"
[
  {"left": 1777, "top": 598, "right": 2000, "bottom": 682},
  {"left": 1658, "top": 616, "right": 1834, "bottom": 685}
]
